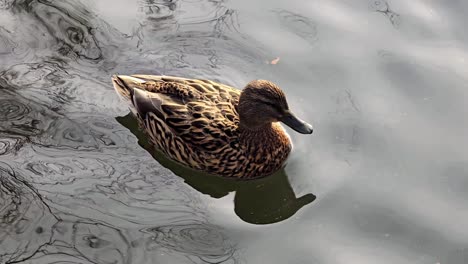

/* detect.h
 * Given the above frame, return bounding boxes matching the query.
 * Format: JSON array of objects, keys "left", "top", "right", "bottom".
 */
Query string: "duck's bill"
[{"left": 281, "top": 111, "right": 313, "bottom": 134}]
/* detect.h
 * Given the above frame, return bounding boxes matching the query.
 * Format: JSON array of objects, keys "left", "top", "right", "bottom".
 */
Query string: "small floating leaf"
[{"left": 270, "top": 57, "right": 280, "bottom": 65}]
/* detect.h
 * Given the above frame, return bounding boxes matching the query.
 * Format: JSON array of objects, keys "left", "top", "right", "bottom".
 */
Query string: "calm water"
[{"left": 1, "top": 0, "right": 468, "bottom": 263}]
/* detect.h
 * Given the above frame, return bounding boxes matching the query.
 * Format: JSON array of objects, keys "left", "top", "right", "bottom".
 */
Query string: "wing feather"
[{"left": 130, "top": 77, "right": 241, "bottom": 153}]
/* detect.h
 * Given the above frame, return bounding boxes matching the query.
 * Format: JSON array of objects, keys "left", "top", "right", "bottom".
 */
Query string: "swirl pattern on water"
[
  {"left": 0, "top": 26, "right": 17, "bottom": 55},
  {"left": 33, "top": 113, "right": 124, "bottom": 151},
  {"left": 0, "top": 0, "right": 462, "bottom": 263},
  {"left": 0, "top": 163, "right": 58, "bottom": 264},
  {"left": 0, "top": 137, "right": 23, "bottom": 155},
  {"left": 145, "top": 221, "right": 237, "bottom": 263},
  {"left": 11, "top": 0, "right": 103, "bottom": 60},
  {"left": 71, "top": 221, "right": 131, "bottom": 264},
  {"left": 25, "top": 160, "right": 75, "bottom": 185},
  {"left": 275, "top": 9, "right": 318, "bottom": 44},
  {"left": 369, "top": 0, "right": 401, "bottom": 27},
  {"left": 0, "top": 90, "right": 59, "bottom": 138},
  {"left": 0, "top": 139, "right": 11, "bottom": 155},
  {"left": 0, "top": 62, "right": 69, "bottom": 89},
  {"left": 139, "top": 0, "right": 176, "bottom": 22},
  {"left": 133, "top": 0, "right": 268, "bottom": 78},
  {"left": 0, "top": 99, "right": 30, "bottom": 121},
  {"left": 0, "top": 0, "right": 13, "bottom": 9},
  {"left": 0, "top": 0, "right": 256, "bottom": 263}
]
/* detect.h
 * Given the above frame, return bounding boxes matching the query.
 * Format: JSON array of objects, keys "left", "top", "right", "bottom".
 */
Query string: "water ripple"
[
  {"left": 13, "top": 0, "right": 102, "bottom": 60},
  {"left": 0, "top": 91, "right": 55, "bottom": 138},
  {"left": 370, "top": 0, "right": 401, "bottom": 27},
  {"left": 137, "top": 0, "right": 240, "bottom": 39},
  {"left": 0, "top": 136, "right": 23, "bottom": 155},
  {"left": 0, "top": 0, "right": 280, "bottom": 262},
  {"left": 0, "top": 99, "right": 30, "bottom": 122},
  {"left": 0, "top": 163, "right": 58, "bottom": 264},
  {"left": 139, "top": 0, "right": 176, "bottom": 23},
  {"left": 71, "top": 221, "right": 131, "bottom": 264},
  {"left": 275, "top": 9, "right": 318, "bottom": 44},
  {"left": 0, "top": 61, "right": 69, "bottom": 89},
  {"left": 25, "top": 160, "right": 75, "bottom": 184},
  {"left": 0, "top": 26, "right": 16, "bottom": 54},
  {"left": 36, "top": 113, "right": 123, "bottom": 151},
  {"left": 145, "top": 221, "right": 237, "bottom": 263},
  {"left": 0, "top": 0, "right": 13, "bottom": 10},
  {"left": 3, "top": 219, "right": 132, "bottom": 264}
]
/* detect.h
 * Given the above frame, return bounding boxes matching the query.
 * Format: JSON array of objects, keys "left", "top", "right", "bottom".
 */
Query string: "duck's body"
[{"left": 112, "top": 75, "right": 312, "bottom": 179}]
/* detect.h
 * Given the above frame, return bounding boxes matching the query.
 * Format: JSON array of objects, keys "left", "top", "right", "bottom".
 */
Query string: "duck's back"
[
  {"left": 113, "top": 75, "right": 247, "bottom": 173},
  {"left": 129, "top": 75, "right": 240, "bottom": 103}
]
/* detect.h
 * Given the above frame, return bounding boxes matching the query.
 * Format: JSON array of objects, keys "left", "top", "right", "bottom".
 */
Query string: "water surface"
[{"left": 1, "top": 0, "right": 467, "bottom": 263}]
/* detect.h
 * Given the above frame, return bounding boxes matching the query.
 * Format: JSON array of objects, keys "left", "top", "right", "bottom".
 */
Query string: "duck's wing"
[
  {"left": 132, "top": 75, "right": 241, "bottom": 104},
  {"left": 114, "top": 75, "right": 241, "bottom": 152},
  {"left": 113, "top": 75, "right": 240, "bottom": 104}
]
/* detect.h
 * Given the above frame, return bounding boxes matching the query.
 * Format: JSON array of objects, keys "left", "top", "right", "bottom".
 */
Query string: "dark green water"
[{"left": 1, "top": 0, "right": 467, "bottom": 263}]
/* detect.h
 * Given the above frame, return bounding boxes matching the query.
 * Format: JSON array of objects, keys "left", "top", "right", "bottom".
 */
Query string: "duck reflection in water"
[{"left": 117, "top": 113, "right": 316, "bottom": 225}]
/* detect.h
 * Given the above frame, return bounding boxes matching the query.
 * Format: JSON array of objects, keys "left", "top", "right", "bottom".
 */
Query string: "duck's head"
[{"left": 238, "top": 80, "right": 313, "bottom": 134}]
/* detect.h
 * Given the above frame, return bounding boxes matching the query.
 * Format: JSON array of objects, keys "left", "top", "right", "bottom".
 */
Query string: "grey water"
[{"left": 0, "top": 0, "right": 467, "bottom": 263}]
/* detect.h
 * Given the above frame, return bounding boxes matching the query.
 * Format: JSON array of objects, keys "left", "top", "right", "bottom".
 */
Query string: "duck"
[{"left": 111, "top": 75, "right": 313, "bottom": 179}]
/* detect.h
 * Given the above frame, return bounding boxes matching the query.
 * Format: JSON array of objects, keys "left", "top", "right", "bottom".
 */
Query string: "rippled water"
[{"left": 1, "top": 0, "right": 467, "bottom": 263}]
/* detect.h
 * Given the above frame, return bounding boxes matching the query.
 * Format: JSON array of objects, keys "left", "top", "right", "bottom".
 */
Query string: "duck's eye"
[
  {"left": 261, "top": 101, "right": 282, "bottom": 113},
  {"left": 262, "top": 101, "right": 278, "bottom": 108}
]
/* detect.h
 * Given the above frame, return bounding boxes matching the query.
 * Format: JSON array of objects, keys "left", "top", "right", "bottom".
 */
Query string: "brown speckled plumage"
[{"left": 112, "top": 75, "right": 312, "bottom": 179}]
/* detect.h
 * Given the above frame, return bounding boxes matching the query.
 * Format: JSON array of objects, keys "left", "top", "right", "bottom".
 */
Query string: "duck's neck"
[
  {"left": 239, "top": 121, "right": 273, "bottom": 132},
  {"left": 239, "top": 123, "right": 291, "bottom": 152}
]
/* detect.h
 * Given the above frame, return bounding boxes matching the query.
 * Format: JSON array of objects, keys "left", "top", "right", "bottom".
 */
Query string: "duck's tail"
[
  {"left": 112, "top": 75, "right": 166, "bottom": 120},
  {"left": 111, "top": 75, "right": 140, "bottom": 103}
]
